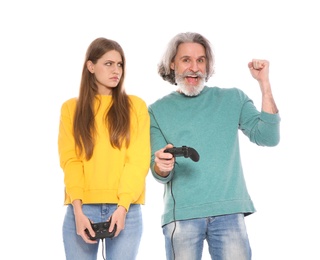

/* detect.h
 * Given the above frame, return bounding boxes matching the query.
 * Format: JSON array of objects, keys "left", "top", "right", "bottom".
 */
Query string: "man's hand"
[
  {"left": 248, "top": 59, "right": 269, "bottom": 84},
  {"left": 248, "top": 59, "right": 278, "bottom": 114},
  {"left": 154, "top": 144, "right": 175, "bottom": 177}
]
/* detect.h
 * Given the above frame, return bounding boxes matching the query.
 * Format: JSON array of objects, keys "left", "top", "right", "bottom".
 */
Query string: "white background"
[{"left": 1, "top": 0, "right": 319, "bottom": 259}]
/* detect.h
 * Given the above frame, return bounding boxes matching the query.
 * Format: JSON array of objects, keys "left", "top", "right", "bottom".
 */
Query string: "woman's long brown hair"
[{"left": 73, "top": 37, "right": 131, "bottom": 160}]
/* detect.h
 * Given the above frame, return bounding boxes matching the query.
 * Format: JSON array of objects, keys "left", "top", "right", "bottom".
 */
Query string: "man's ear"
[
  {"left": 86, "top": 60, "right": 94, "bottom": 73},
  {"left": 170, "top": 62, "right": 175, "bottom": 70}
]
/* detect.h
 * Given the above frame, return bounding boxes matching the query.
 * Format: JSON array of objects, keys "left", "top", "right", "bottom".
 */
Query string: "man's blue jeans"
[
  {"left": 63, "top": 204, "right": 142, "bottom": 260},
  {"left": 163, "top": 213, "right": 252, "bottom": 260}
]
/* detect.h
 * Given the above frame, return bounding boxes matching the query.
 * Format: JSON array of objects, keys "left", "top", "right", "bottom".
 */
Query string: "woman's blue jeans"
[
  {"left": 163, "top": 213, "right": 252, "bottom": 260},
  {"left": 63, "top": 204, "right": 142, "bottom": 260}
]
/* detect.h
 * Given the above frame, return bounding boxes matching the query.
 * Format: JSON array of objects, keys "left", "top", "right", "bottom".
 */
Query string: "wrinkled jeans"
[
  {"left": 63, "top": 204, "right": 142, "bottom": 260},
  {"left": 163, "top": 213, "right": 251, "bottom": 260}
]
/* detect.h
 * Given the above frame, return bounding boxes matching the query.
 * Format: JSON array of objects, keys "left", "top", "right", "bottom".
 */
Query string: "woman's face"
[{"left": 87, "top": 50, "right": 123, "bottom": 95}]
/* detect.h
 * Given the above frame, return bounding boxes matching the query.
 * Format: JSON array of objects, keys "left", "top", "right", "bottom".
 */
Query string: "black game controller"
[
  {"left": 85, "top": 218, "right": 117, "bottom": 240},
  {"left": 164, "top": 146, "right": 200, "bottom": 162}
]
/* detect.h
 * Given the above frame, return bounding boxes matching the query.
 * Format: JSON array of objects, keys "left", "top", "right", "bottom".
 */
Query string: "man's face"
[{"left": 170, "top": 42, "right": 207, "bottom": 96}]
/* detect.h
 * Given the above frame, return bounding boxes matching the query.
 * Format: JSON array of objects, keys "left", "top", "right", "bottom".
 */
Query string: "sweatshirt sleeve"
[
  {"left": 58, "top": 99, "right": 85, "bottom": 203},
  {"left": 238, "top": 89, "right": 281, "bottom": 147},
  {"left": 117, "top": 98, "right": 151, "bottom": 211},
  {"left": 148, "top": 106, "right": 174, "bottom": 184}
]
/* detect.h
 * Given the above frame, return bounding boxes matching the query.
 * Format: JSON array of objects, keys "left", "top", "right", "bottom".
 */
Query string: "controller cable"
[
  {"left": 99, "top": 228, "right": 116, "bottom": 260},
  {"left": 168, "top": 149, "right": 199, "bottom": 260},
  {"left": 101, "top": 238, "right": 106, "bottom": 260},
  {"left": 169, "top": 164, "right": 177, "bottom": 260},
  {"left": 150, "top": 114, "right": 178, "bottom": 259},
  {"left": 86, "top": 222, "right": 107, "bottom": 260}
]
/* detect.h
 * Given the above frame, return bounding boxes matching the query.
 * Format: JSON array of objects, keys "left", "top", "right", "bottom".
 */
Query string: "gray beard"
[
  {"left": 177, "top": 83, "right": 205, "bottom": 96},
  {"left": 175, "top": 73, "right": 206, "bottom": 96}
]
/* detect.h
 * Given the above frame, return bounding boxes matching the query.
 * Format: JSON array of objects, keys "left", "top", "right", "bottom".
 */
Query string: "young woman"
[{"left": 58, "top": 37, "right": 150, "bottom": 260}]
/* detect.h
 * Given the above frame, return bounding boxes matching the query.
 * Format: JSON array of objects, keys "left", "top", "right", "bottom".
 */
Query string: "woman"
[{"left": 58, "top": 37, "right": 150, "bottom": 260}]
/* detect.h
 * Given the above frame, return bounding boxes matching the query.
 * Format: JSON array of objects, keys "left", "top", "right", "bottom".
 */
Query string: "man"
[{"left": 148, "top": 32, "right": 280, "bottom": 260}]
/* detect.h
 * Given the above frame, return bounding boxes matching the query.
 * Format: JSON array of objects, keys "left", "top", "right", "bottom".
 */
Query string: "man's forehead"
[{"left": 176, "top": 42, "right": 206, "bottom": 57}]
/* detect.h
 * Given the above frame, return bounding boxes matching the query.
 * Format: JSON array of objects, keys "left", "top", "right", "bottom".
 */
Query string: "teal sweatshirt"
[{"left": 148, "top": 86, "right": 280, "bottom": 226}]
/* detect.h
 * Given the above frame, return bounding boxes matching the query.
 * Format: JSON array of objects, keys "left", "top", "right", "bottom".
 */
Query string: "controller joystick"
[
  {"left": 164, "top": 146, "right": 200, "bottom": 162},
  {"left": 85, "top": 218, "right": 117, "bottom": 240}
]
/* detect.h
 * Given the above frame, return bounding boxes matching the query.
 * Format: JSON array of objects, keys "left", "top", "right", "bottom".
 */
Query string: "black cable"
[
  {"left": 151, "top": 113, "right": 177, "bottom": 259},
  {"left": 169, "top": 164, "right": 177, "bottom": 260},
  {"left": 170, "top": 180, "right": 176, "bottom": 260}
]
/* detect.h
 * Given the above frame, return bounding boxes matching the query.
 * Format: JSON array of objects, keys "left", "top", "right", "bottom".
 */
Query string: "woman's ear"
[{"left": 86, "top": 60, "right": 94, "bottom": 73}]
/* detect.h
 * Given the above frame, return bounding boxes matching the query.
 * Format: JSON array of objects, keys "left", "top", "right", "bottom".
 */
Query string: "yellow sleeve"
[
  {"left": 58, "top": 99, "right": 84, "bottom": 204},
  {"left": 117, "top": 97, "right": 151, "bottom": 210}
]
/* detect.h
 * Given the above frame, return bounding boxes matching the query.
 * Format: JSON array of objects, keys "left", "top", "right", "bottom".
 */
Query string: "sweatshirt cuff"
[
  {"left": 260, "top": 111, "right": 281, "bottom": 124},
  {"left": 118, "top": 194, "right": 132, "bottom": 212},
  {"left": 67, "top": 187, "right": 84, "bottom": 203}
]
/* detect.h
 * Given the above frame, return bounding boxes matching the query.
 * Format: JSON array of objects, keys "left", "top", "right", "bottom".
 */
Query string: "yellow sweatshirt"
[{"left": 58, "top": 95, "right": 150, "bottom": 211}]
